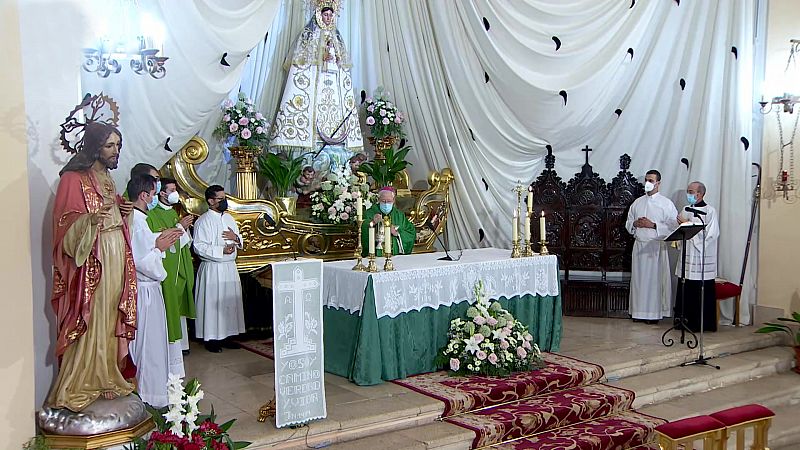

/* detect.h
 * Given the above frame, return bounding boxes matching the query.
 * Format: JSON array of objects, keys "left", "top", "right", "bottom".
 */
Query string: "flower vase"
[
  {"left": 275, "top": 196, "right": 297, "bottom": 216},
  {"left": 368, "top": 135, "right": 397, "bottom": 161},
  {"left": 229, "top": 146, "right": 261, "bottom": 200}
]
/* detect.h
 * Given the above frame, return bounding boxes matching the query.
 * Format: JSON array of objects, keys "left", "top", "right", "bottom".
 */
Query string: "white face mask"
[
  {"left": 644, "top": 181, "right": 655, "bottom": 193},
  {"left": 167, "top": 191, "right": 180, "bottom": 205}
]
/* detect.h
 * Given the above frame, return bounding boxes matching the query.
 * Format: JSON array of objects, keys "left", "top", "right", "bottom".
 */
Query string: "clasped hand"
[
  {"left": 633, "top": 217, "right": 655, "bottom": 229},
  {"left": 155, "top": 228, "right": 183, "bottom": 252}
]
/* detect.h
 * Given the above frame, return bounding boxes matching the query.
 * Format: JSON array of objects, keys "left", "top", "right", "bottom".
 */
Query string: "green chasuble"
[
  {"left": 146, "top": 205, "right": 196, "bottom": 342},
  {"left": 361, "top": 204, "right": 416, "bottom": 257}
]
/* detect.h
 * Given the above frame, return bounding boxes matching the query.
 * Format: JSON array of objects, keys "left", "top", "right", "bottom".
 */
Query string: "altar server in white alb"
[
  {"left": 193, "top": 185, "right": 245, "bottom": 353},
  {"left": 626, "top": 170, "right": 678, "bottom": 324},
  {"left": 675, "top": 181, "right": 719, "bottom": 333},
  {"left": 126, "top": 174, "right": 184, "bottom": 407}
]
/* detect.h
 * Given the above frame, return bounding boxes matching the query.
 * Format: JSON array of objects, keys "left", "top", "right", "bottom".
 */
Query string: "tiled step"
[
  {"left": 602, "top": 331, "right": 782, "bottom": 381},
  {"left": 323, "top": 421, "right": 472, "bottom": 450},
  {"left": 608, "top": 346, "right": 795, "bottom": 408},
  {"left": 766, "top": 403, "right": 800, "bottom": 450}
]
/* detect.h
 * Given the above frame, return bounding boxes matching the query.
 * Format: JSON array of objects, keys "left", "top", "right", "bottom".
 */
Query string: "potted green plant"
[
  {"left": 755, "top": 311, "right": 800, "bottom": 374},
  {"left": 258, "top": 150, "right": 307, "bottom": 215},
  {"left": 359, "top": 145, "right": 412, "bottom": 188}
]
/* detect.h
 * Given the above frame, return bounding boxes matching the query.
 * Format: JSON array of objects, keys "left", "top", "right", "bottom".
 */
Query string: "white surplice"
[
  {"left": 128, "top": 209, "right": 184, "bottom": 408},
  {"left": 625, "top": 192, "right": 678, "bottom": 320},
  {"left": 675, "top": 203, "right": 719, "bottom": 280},
  {"left": 193, "top": 209, "right": 245, "bottom": 341}
]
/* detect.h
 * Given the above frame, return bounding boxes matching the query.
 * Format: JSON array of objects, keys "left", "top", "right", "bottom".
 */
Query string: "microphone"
[
  {"left": 427, "top": 214, "right": 460, "bottom": 261},
  {"left": 265, "top": 213, "right": 297, "bottom": 260},
  {"left": 685, "top": 206, "right": 707, "bottom": 216}
]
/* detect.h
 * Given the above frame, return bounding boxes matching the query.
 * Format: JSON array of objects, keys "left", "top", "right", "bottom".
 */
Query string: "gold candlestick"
[
  {"left": 539, "top": 238, "right": 549, "bottom": 255},
  {"left": 367, "top": 253, "right": 378, "bottom": 272},
  {"left": 352, "top": 219, "right": 367, "bottom": 271},
  {"left": 382, "top": 216, "right": 394, "bottom": 271},
  {"left": 383, "top": 252, "right": 394, "bottom": 271},
  {"left": 511, "top": 239, "right": 522, "bottom": 258},
  {"left": 524, "top": 238, "right": 534, "bottom": 257}
]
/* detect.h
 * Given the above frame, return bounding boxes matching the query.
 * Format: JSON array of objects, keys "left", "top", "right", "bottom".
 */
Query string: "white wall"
[{"left": 0, "top": 1, "right": 36, "bottom": 446}]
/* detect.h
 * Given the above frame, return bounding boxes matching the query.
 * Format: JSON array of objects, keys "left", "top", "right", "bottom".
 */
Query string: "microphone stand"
[
  {"left": 430, "top": 223, "right": 461, "bottom": 261},
  {"left": 662, "top": 224, "right": 698, "bottom": 348},
  {"left": 680, "top": 210, "right": 720, "bottom": 370}
]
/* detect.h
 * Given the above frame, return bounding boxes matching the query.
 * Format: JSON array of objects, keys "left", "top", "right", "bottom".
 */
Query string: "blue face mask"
[
  {"left": 686, "top": 193, "right": 697, "bottom": 205},
  {"left": 148, "top": 180, "right": 161, "bottom": 210},
  {"left": 379, "top": 202, "right": 393, "bottom": 214}
]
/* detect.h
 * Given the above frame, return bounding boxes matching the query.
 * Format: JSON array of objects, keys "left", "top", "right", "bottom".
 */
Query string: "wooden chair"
[
  {"left": 715, "top": 279, "right": 742, "bottom": 326},
  {"left": 655, "top": 415, "right": 726, "bottom": 450},
  {"left": 710, "top": 404, "right": 774, "bottom": 450}
]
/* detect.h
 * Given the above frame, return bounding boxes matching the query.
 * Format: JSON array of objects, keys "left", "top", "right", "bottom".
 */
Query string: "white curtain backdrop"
[{"left": 240, "top": 0, "right": 756, "bottom": 323}]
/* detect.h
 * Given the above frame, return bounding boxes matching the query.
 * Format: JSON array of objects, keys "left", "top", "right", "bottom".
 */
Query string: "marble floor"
[{"left": 182, "top": 317, "right": 780, "bottom": 448}]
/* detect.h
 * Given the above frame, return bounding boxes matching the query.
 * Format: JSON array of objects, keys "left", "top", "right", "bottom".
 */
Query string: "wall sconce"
[{"left": 758, "top": 93, "right": 799, "bottom": 114}]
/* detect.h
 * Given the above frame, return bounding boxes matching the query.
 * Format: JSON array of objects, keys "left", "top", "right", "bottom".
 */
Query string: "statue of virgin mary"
[{"left": 270, "top": 0, "right": 363, "bottom": 174}]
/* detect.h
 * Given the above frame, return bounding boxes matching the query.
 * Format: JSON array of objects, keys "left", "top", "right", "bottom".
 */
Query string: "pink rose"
[
  {"left": 240, "top": 128, "right": 252, "bottom": 139},
  {"left": 487, "top": 317, "right": 498, "bottom": 326},
  {"left": 516, "top": 347, "right": 527, "bottom": 359},
  {"left": 476, "top": 350, "right": 487, "bottom": 361},
  {"left": 367, "top": 105, "right": 375, "bottom": 112},
  {"left": 223, "top": 114, "right": 230, "bottom": 122},
  {"left": 345, "top": 206, "right": 352, "bottom": 212},
  {"left": 525, "top": 333, "right": 533, "bottom": 341},
  {"left": 523, "top": 340, "right": 531, "bottom": 350},
  {"left": 500, "top": 340, "right": 510, "bottom": 350},
  {"left": 256, "top": 126, "right": 264, "bottom": 134},
  {"left": 229, "top": 123, "right": 239, "bottom": 132},
  {"left": 449, "top": 358, "right": 460, "bottom": 371},
  {"left": 394, "top": 117, "right": 402, "bottom": 124},
  {"left": 379, "top": 109, "right": 387, "bottom": 117},
  {"left": 223, "top": 99, "right": 234, "bottom": 108},
  {"left": 473, "top": 316, "right": 486, "bottom": 326},
  {"left": 488, "top": 353, "right": 498, "bottom": 365},
  {"left": 473, "top": 333, "right": 484, "bottom": 343},
  {"left": 340, "top": 212, "right": 349, "bottom": 220},
  {"left": 366, "top": 97, "right": 373, "bottom": 103},
  {"left": 328, "top": 206, "right": 337, "bottom": 215},
  {"left": 239, "top": 117, "right": 249, "bottom": 126},
  {"left": 255, "top": 112, "right": 264, "bottom": 120},
  {"left": 382, "top": 118, "right": 390, "bottom": 125},
  {"left": 366, "top": 116, "right": 376, "bottom": 125}
]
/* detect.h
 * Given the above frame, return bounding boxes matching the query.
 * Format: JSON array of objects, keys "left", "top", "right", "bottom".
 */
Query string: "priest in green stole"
[
  {"left": 362, "top": 187, "right": 415, "bottom": 256},
  {"left": 146, "top": 178, "right": 196, "bottom": 353}
]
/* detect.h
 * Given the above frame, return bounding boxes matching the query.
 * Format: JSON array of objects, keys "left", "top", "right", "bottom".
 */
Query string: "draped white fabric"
[{"left": 239, "top": 0, "right": 756, "bottom": 323}]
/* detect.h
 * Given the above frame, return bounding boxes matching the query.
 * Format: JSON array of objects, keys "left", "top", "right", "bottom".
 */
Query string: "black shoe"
[
  {"left": 632, "top": 318, "right": 645, "bottom": 323},
  {"left": 645, "top": 319, "right": 660, "bottom": 325},
  {"left": 182, "top": 349, "right": 190, "bottom": 356},
  {"left": 220, "top": 339, "right": 240, "bottom": 350},
  {"left": 204, "top": 341, "right": 222, "bottom": 353}
]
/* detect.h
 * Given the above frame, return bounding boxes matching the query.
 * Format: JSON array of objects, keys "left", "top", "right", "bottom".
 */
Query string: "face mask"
[
  {"left": 686, "top": 193, "right": 697, "bottom": 205},
  {"left": 217, "top": 198, "right": 228, "bottom": 213},
  {"left": 148, "top": 192, "right": 159, "bottom": 210},
  {"left": 644, "top": 181, "right": 655, "bottom": 193},
  {"left": 379, "top": 202, "right": 393, "bottom": 214},
  {"left": 146, "top": 193, "right": 158, "bottom": 210},
  {"left": 167, "top": 191, "right": 180, "bottom": 205}
]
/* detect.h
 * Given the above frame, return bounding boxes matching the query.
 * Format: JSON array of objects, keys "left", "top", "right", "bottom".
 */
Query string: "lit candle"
[
  {"left": 539, "top": 211, "right": 546, "bottom": 241},
  {"left": 384, "top": 221, "right": 391, "bottom": 255},
  {"left": 527, "top": 186, "right": 533, "bottom": 214},
  {"left": 512, "top": 209, "right": 518, "bottom": 242},
  {"left": 369, "top": 222, "right": 375, "bottom": 255},
  {"left": 356, "top": 197, "right": 363, "bottom": 221},
  {"left": 525, "top": 213, "right": 531, "bottom": 242}
]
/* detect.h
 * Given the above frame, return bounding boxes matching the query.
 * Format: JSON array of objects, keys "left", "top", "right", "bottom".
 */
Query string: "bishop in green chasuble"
[{"left": 362, "top": 187, "right": 415, "bottom": 257}]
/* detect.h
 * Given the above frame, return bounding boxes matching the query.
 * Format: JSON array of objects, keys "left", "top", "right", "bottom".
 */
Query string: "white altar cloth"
[{"left": 323, "top": 247, "right": 559, "bottom": 318}]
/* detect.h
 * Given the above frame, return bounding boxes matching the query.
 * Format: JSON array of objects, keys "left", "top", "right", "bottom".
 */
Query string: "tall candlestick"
[
  {"left": 527, "top": 186, "right": 533, "bottom": 214},
  {"left": 539, "top": 211, "right": 546, "bottom": 240},
  {"left": 369, "top": 222, "right": 375, "bottom": 255},
  {"left": 512, "top": 209, "right": 518, "bottom": 242},
  {"left": 524, "top": 213, "right": 531, "bottom": 242},
  {"left": 383, "top": 220, "right": 391, "bottom": 255},
  {"left": 357, "top": 197, "right": 363, "bottom": 221}
]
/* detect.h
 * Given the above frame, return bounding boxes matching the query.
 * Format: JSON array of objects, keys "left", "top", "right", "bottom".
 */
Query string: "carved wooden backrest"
[
  {"left": 605, "top": 154, "right": 644, "bottom": 271},
  {"left": 565, "top": 159, "right": 607, "bottom": 271},
  {"left": 530, "top": 148, "right": 567, "bottom": 258}
]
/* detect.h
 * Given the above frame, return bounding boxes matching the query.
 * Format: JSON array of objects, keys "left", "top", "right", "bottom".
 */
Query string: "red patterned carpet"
[
  {"left": 236, "top": 338, "right": 274, "bottom": 359},
  {"left": 393, "top": 353, "right": 665, "bottom": 449}
]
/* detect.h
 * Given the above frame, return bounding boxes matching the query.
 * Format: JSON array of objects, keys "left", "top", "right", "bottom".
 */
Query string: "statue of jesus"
[{"left": 270, "top": 0, "right": 363, "bottom": 176}]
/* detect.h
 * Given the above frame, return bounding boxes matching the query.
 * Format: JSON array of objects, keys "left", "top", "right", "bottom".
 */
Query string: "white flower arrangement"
[
  {"left": 436, "top": 280, "right": 545, "bottom": 376},
  {"left": 310, "top": 163, "right": 376, "bottom": 224}
]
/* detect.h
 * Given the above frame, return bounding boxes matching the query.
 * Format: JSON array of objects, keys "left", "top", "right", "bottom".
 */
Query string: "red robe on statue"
[{"left": 47, "top": 169, "right": 138, "bottom": 411}]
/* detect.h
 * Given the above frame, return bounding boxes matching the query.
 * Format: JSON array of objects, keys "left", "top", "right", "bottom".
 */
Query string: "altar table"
[{"left": 322, "top": 248, "right": 562, "bottom": 385}]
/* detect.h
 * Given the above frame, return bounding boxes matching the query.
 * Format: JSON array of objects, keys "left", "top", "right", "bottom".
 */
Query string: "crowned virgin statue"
[{"left": 270, "top": 0, "right": 363, "bottom": 175}]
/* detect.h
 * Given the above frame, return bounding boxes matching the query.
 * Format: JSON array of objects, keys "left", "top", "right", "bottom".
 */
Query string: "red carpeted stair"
[{"left": 393, "top": 353, "right": 665, "bottom": 449}]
